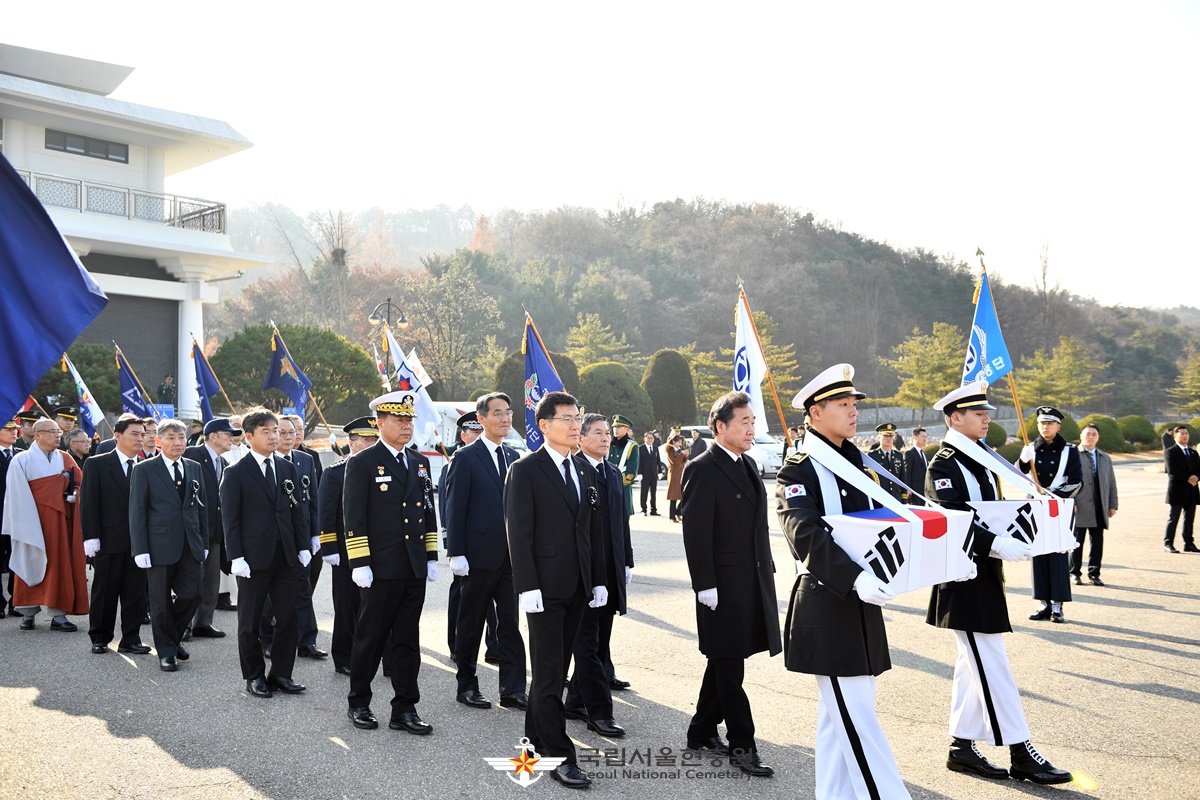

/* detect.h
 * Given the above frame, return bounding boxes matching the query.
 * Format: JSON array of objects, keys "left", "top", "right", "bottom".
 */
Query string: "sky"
[{"left": 5, "top": 1, "right": 1199, "bottom": 309}]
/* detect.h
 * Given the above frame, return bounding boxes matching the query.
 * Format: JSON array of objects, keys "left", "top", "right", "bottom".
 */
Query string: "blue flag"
[
  {"left": 522, "top": 315, "right": 565, "bottom": 450},
  {"left": 264, "top": 329, "right": 312, "bottom": 421},
  {"left": 116, "top": 349, "right": 153, "bottom": 418},
  {"left": 962, "top": 268, "right": 1014, "bottom": 385},
  {"left": 0, "top": 154, "right": 108, "bottom": 422},
  {"left": 192, "top": 340, "right": 223, "bottom": 423}
]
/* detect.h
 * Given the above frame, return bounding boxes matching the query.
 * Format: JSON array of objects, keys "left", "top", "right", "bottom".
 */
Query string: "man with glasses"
[{"left": 505, "top": 392, "right": 607, "bottom": 789}]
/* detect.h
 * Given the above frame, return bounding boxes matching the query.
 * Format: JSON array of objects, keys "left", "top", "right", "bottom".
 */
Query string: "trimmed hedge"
[
  {"left": 1078, "top": 414, "right": 1133, "bottom": 453},
  {"left": 995, "top": 442, "right": 1023, "bottom": 462},
  {"left": 985, "top": 421, "right": 1007, "bottom": 448},
  {"left": 1117, "top": 414, "right": 1156, "bottom": 445},
  {"left": 578, "top": 362, "right": 655, "bottom": 433}
]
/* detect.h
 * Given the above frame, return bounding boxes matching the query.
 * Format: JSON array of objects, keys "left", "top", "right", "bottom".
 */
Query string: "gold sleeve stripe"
[
  {"left": 319, "top": 532, "right": 338, "bottom": 544},
  {"left": 425, "top": 530, "right": 438, "bottom": 552}
]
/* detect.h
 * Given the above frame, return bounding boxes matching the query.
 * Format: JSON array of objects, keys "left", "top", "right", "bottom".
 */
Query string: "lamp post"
[{"left": 368, "top": 297, "right": 409, "bottom": 331}]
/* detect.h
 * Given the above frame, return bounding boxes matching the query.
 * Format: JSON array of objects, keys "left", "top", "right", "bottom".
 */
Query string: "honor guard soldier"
[
  {"left": 345, "top": 392, "right": 440, "bottom": 735},
  {"left": 608, "top": 414, "right": 639, "bottom": 517},
  {"left": 868, "top": 422, "right": 907, "bottom": 502},
  {"left": 776, "top": 365, "right": 911, "bottom": 799},
  {"left": 52, "top": 406, "right": 78, "bottom": 450},
  {"left": 927, "top": 381, "right": 1073, "bottom": 785}
]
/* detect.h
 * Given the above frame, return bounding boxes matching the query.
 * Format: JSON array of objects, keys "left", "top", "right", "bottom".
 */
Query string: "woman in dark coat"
[{"left": 665, "top": 435, "right": 688, "bottom": 522}]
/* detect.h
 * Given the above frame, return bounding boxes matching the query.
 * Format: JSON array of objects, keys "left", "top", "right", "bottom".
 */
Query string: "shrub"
[
  {"left": 985, "top": 421, "right": 1007, "bottom": 448},
  {"left": 494, "top": 350, "right": 581, "bottom": 416},
  {"left": 1078, "top": 414, "right": 1132, "bottom": 453},
  {"left": 1117, "top": 414, "right": 1156, "bottom": 445},
  {"left": 995, "top": 442, "right": 1023, "bottom": 462},
  {"left": 578, "top": 362, "right": 655, "bottom": 433},
  {"left": 641, "top": 349, "right": 696, "bottom": 427}
]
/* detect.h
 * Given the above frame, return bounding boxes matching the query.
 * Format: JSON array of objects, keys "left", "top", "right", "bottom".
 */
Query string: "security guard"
[
  {"left": 345, "top": 392, "right": 440, "bottom": 735},
  {"left": 867, "top": 422, "right": 907, "bottom": 502},
  {"left": 608, "top": 415, "right": 639, "bottom": 517}
]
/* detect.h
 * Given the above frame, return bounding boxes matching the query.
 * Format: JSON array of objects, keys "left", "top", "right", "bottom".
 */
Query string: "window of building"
[{"left": 45, "top": 129, "right": 129, "bottom": 164}]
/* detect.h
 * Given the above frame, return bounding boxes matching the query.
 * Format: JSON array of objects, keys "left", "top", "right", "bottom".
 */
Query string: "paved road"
[{"left": 0, "top": 459, "right": 1197, "bottom": 798}]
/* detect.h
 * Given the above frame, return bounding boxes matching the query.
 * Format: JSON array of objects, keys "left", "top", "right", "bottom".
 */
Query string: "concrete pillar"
[
  {"left": 176, "top": 280, "right": 205, "bottom": 421},
  {"left": 145, "top": 147, "right": 166, "bottom": 193},
  {"left": 3, "top": 119, "right": 29, "bottom": 168}
]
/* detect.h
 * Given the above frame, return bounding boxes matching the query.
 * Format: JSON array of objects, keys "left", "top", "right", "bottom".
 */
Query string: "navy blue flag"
[
  {"left": 264, "top": 329, "right": 312, "bottom": 419},
  {"left": 116, "top": 349, "right": 153, "bottom": 418},
  {"left": 522, "top": 314, "right": 565, "bottom": 450},
  {"left": 0, "top": 154, "right": 108, "bottom": 422},
  {"left": 192, "top": 340, "right": 223, "bottom": 423},
  {"left": 962, "top": 267, "right": 1014, "bottom": 385}
]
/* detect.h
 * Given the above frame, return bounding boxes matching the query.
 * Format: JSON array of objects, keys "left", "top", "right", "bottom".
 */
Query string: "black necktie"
[
  {"left": 562, "top": 457, "right": 577, "bottom": 506},
  {"left": 596, "top": 462, "right": 607, "bottom": 490},
  {"left": 742, "top": 455, "right": 758, "bottom": 486},
  {"left": 2, "top": 449, "right": 9, "bottom": 463},
  {"left": 125, "top": 458, "right": 134, "bottom": 477},
  {"left": 496, "top": 446, "right": 506, "bottom": 483},
  {"left": 264, "top": 457, "right": 276, "bottom": 492},
  {"left": 397, "top": 450, "right": 409, "bottom": 490},
  {"left": 173, "top": 461, "right": 185, "bottom": 503}
]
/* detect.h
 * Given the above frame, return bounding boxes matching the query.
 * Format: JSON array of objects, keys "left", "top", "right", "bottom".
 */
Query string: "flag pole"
[
  {"left": 737, "top": 281, "right": 792, "bottom": 448},
  {"left": 62, "top": 354, "right": 114, "bottom": 437},
  {"left": 269, "top": 323, "right": 336, "bottom": 441},
  {"left": 113, "top": 342, "right": 163, "bottom": 420},
  {"left": 190, "top": 334, "right": 236, "bottom": 415}
]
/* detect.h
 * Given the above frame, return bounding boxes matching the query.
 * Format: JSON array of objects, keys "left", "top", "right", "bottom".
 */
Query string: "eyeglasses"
[
  {"left": 488, "top": 410, "right": 514, "bottom": 418},
  {"left": 550, "top": 415, "right": 583, "bottom": 425}
]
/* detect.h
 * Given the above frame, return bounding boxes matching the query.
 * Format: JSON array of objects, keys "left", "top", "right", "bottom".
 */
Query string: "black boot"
[
  {"left": 947, "top": 738, "right": 1009, "bottom": 779},
  {"left": 1009, "top": 741, "right": 1072, "bottom": 784}
]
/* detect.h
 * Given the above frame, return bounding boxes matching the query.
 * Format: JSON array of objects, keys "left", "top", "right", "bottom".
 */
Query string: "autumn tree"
[{"left": 878, "top": 322, "right": 964, "bottom": 424}]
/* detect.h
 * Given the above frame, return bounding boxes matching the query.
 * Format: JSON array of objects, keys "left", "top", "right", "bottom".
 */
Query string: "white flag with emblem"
[{"left": 733, "top": 292, "right": 769, "bottom": 436}]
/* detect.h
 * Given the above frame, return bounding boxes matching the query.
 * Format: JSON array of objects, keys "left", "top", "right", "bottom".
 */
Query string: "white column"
[
  {"left": 145, "top": 147, "right": 166, "bottom": 193},
  {"left": 177, "top": 280, "right": 206, "bottom": 421}
]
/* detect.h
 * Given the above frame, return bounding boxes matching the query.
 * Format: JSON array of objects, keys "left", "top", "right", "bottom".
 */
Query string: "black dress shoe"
[
  {"left": 499, "top": 693, "right": 529, "bottom": 710},
  {"left": 19, "top": 618, "right": 34, "bottom": 631},
  {"left": 484, "top": 654, "right": 501, "bottom": 665},
  {"left": 191, "top": 625, "right": 225, "bottom": 638},
  {"left": 1051, "top": 611, "right": 1066, "bottom": 623},
  {"left": 550, "top": 763, "right": 592, "bottom": 789},
  {"left": 732, "top": 752, "right": 775, "bottom": 777},
  {"left": 118, "top": 643, "right": 152, "bottom": 655},
  {"left": 348, "top": 706, "right": 378, "bottom": 729},
  {"left": 586, "top": 718, "right": 626, "bottom": 737},
  {"left": 649, "top": 511, "right": 661, "bottom": 516},
  {"left": 1073, "top": 575, "right": 1083, "bottom": 585},
  {"left": 1184, "top": 544, "right": 1200, "bottom": 553},
  {"left": 334, "top": 664, "right": 352, "bottom": 676},
  {"left": 608, "top": 677, "right": 631, "bottom": 690},
  {"left": 0, "top": 606, "right": 6, "bottom": 619},
  {"left": 216, "top": 599, "right": 238, "bottom": 612},
  {"left": 297, "top": 644, "right": 328, "bottom": 659},
  {"left": 141, "top": 613, "right": 151, "bottom": 625},
  {"left": 1028, "top": 606, "right": 1051, "bottom": 621},
  {"left": 564, "top": 705, "right": 589, "bottom": 722},
  {"left": 175, "top": 644, "right": 190, "bottom": 661},
  {"left": 389, "top": 711, "right": 433, "bottom": 735},
  {"left": 947, "top": 739, "right": 1009, "bottom": 779},
  {"left": 246, "top": 678, "right": 273, "bottom": 698},
  {"left": 1010, "top": 742, "right": 1072, "bottom": 784},
  {"left": 267, "top": 676, "right": 306, "bottom": 694},
  {"left": 1089, "top": 576, "right": 1105, "bottom": 586},
  {"left": 456, "top": 689, "right": 491, "bottom": 709},
  {"left": 1165, "top": 545, "right": 1180, "bottom": 553},
  {"left": 50, "top": 619, "right": 78, "bottom": 632},
  {"left": 181, "top": 627, "right": 193, "bottom": 642},
  {"left": 91, "top": 643, "right": 107, "bottom": 654},
  {"left": 159, "top": 656, "right": 179, "bottom": 672},
  {"left": 686, "top": 735, "right": 731, "bottom": 755}
]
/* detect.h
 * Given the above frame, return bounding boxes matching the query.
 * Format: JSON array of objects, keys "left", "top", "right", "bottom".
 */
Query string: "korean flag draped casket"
[
  {"left": 821, "top": 506, "right": 976, "bottom": 594},
  {"left": 967, "top": 497, "right": 1076, "bottom": 557}
]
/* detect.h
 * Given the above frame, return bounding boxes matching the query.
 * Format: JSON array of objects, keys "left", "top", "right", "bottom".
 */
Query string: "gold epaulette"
[
  {"left": 344, "top": 529, "right": 370, "bottom": 560},
  {"left": 935, "top": 446, "right": 956, "bottom": 459},
  {"left": 784, "top": 451, "right": 809, "bottom": 466},
  {"left": 864, "top": 467, "right": 882, "bottom": 486}
]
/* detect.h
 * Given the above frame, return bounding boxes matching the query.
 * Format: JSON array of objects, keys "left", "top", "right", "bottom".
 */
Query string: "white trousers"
[
  {"left": 949, "top": 630, "right": 1030, "bottom": 746},
  {"left": 815, "top": 675, "right": 911, "bottom": 800}
]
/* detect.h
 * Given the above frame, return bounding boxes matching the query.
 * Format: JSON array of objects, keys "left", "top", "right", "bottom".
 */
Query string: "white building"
[{"left": 0, "top": 42, "right": 267, "bottom": 420}]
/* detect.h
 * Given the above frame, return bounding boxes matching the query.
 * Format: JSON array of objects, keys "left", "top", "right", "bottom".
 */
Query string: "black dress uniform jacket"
[
  {"left": 319, "top": 459, "right": 349, "bottom": 561},
  {"left": 867, "top": 445, "right": 908, "bottom": 503},
  {"left": 681, "top": 443, "right": 781, "bottom": 661},
  {"left": 343, "top": 441, "right": 438, "bottom": 578},
  {"left": 925, "top": 442, "right": 1010, "bottom": 634},
  {"left": 775, "top": 431, "right": 889, "bottom": 677},
  {"left": 1019, "top": 434, "right": 1082, "bottom": 499}
]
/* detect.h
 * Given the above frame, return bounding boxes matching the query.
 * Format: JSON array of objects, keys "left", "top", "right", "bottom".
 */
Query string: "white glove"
[
  {"left": 204, "top": 549, "right": 209, "bottom": 561},
  {"left": 323, "top": 553, "right": 341, "bottom": 567},
  {"left": 450, "top": 555, "right": 470, "bottom": 577},
  {"left": 311, "top": 536, "right": 321, "bottom": 555},
  {"left": 520, "top": 589, "right": 544, "bottom": 613},
  {"left": 853, "top": 571, "right": 896, "bottom": 607},
  {"left": 1019, "top": 443, "right": 1036, "bottom": 463},
  {"left": 624, "top": 566, "right": 632, "bottom": 585},
  {"left": 65, "top": 494, "right": 76, "bottom": 504},
  {"left": 352, "top": 566, "right": 374, "bottom": 588},
  {"left": 991, "top": 536, "right": 1032, "bottom": 562},
  {"left": 83, "top": 539, "right": 100, "bottom": 558},
  {"left": 298, "top": 550, "right": 312, "bottom": 568},
  {"left": 133, "top": 553, "right": 152, "bottom": 569},
  {"left": 427, "top": 561, "right": 438, "bottom": 582},
  {"left": 697, "top": 587, "right": 718, "bottom": 610},
  {"left": 954, "top": 561, "right": 979, "bottom": 582},
  {"left": 231, "top": 557, "right": 251, "bottom": 579},
  {"left": 589, "top": 585, "right": 608, "bottom": 608}
]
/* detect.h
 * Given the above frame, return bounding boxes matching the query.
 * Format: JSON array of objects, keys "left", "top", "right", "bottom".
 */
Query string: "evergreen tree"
[
  {"left": 878, "top": 322, "right": 964, "bottom": 424},
  {"left": 565, "top": 313, "right": 641, "bottom": 369},
  {"left": 641, "top": 349, "right": 697, "bottom": 427},
  {"left": 1169, "top": 347, "right": 1200, "bottom": 417}
]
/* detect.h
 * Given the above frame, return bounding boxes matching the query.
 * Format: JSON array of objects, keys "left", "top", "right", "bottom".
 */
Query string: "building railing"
[{"left": 14, "top": 168, "right": 226, "bottom": 234}]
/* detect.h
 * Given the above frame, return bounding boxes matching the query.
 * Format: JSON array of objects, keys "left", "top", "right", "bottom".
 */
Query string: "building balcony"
[{"left": 15, "top": 168, "right": 225, "bottom": 234}]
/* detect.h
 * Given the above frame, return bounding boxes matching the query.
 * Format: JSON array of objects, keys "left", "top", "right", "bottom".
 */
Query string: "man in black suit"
[
  {"left": 1163, "top": 425, "right": 1200, "bottom": 553},
  {"left": 184, "top": 418, "right": 238, "bottom": 639},
  {"left": 688, "top": 428, "right": 706, "bottom": 461},
  {"left": 345, "top": 392, "right": 440, "bottom": 735},
  {"left": 320, "top": 417, "right": 379, "bottom": 675},
  {"left": 565, "top": 413, "right": 634, "bottom": 738},
  {"left": 0, "top": 417, "right": 22, "bottom": 616},
  {"left": 638, "top": 431, "right": 661, "bottom": 516},
  {"left": 505, "top": 391, "right": 607, "bottom": 790},
  {"left": 904, "top": 428, "right": 930, "bottom": 506},
  {"left": 682, "top": 391, "right": 781, "bottom": 778},
  {"left": 287, "top": 413, "right": 324, "bottom": 486},
  {"left": 445, "top": 392, "right": 527, "bottom": 710},
  {"left": 220, "top": 407, "right": 312, "bottom": 698},
  {"left": 128, "top": 419, "right": 207, "bottom": 672},
  {"left": 81, "top": 414, "right": 151, "bottom": 654}
]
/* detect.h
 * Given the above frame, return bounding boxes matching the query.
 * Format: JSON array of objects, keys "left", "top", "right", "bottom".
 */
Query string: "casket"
[{"left": 967, "top": 497, "right": 1076, "bottom": 557}]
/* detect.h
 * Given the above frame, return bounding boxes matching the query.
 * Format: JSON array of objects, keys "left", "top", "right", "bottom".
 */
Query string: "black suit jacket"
[
  {"left": 220, "top": 451, "right": 309, "bottom": 570},
  {"left": 505, "top": 447, "right": 606, "bottom": 600},
  {"left": 1165, "top": 444, "right": 1200, "bottom": 507},
  {"left": 319, "top": 458, "right": 348, "bottom": 560},
  {"left": 79, "top": 449, "right": 137, "bottom": 553},
  {"left": 343, "top": 441, "right": 438, "bottom": 580},
  {"left": 0, "top": 447, "right": 12, "bottom": 525},
  {"left": 129, "top": 455, "right": 207, "bottom": 565},
  {"left": 638, "top": 444, "right": 661, "bottom": 479},
  {"left": 903, "top": 446, "right": 929, "bottom": 503},
  {"left": 183, "top": 445, "right": 225, "bottom": 547},
  {"left": 296, "top": 443, "right": 323, "bottom": 486},
  {"left": 280, "top": 450, "right": 320, "bottom": 542},
  {"left": 589, "top": 457, "right": 634, "bottom": 614},
  {"left": 681, "top": 443, "right": 781, "bottom": 660},
  {"left": 444, "top": 438, "right": 519, "bottom": 571}
]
